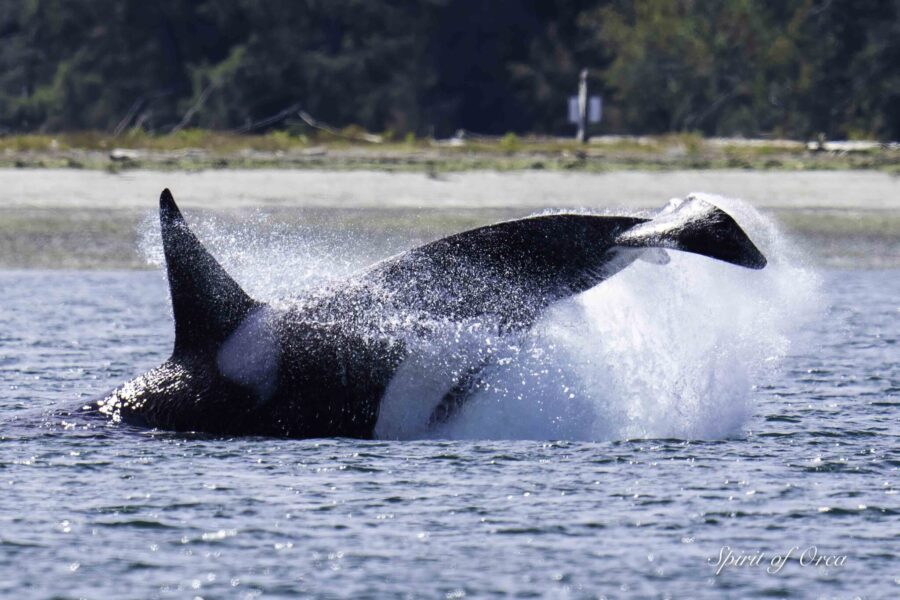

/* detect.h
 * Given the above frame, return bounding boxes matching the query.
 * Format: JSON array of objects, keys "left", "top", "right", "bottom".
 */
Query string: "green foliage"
[
  {"left": 586, "top": 0, "right": 900, "bottom": 139},
  {"left": 499, "top": 132, "right": 521, "bottom": 152},
  {"left": 0, "top": 0, "right": 897, "bottom": 140}
]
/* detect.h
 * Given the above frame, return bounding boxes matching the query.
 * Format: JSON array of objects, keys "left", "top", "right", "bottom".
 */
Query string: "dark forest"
[{"left": 2, "top": 0, "right": 898, "bottom": 140}]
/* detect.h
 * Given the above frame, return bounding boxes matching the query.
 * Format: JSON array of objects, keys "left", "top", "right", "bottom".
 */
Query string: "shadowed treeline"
[{"left": 1, "top": 0, "right": 898, "bottom": 140}]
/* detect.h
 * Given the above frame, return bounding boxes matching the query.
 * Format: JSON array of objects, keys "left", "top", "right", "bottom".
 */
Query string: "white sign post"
[{"left": 568, "top": 69, "right": 601, "bottom": 143}]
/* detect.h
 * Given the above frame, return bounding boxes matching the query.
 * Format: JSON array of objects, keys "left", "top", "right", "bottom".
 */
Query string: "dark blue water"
[{"left": 1, "top": 265, "right": 897, "bottom": 594}]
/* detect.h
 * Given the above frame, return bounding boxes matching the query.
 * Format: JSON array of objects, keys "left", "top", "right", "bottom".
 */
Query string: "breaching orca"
[{"left": 88, "top": 189, "right": 766, "bottom": 438}]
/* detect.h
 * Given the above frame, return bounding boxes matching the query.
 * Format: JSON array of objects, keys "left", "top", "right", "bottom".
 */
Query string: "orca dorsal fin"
[{"left": 159, "top": 189, "right": 258, "bottom": 355}]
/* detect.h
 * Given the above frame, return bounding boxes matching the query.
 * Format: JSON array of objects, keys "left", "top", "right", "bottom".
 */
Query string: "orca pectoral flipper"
[{"left": 614, "top": 196, "right": 767, "bottom": 269}]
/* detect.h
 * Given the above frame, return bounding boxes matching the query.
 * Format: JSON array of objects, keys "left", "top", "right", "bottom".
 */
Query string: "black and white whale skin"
[{"left": 88, "top": 190, "right": 766, "bottom": 438}]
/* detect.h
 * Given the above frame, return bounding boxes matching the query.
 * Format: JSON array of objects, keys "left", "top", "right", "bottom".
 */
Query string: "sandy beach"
[
  {"left": 4, "top": 168, "right": 899, "bottom": 210},
  {"left": 2, "top": 168, "right": 898, "bottom": 268}
]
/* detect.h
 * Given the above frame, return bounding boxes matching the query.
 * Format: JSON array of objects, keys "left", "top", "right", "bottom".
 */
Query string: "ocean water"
[{"left": 1, "top": 199, "right": 897, "bottom": 598}]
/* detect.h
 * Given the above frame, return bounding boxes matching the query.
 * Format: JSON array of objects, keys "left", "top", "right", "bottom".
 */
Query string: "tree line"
[{"left": 1, "top": 0, "right": 897, "bottom": 140}]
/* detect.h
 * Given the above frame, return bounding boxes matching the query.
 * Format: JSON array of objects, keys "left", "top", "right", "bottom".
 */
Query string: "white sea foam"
[{"left": 139, "top": 194, "right": 822, "bottom": 441}]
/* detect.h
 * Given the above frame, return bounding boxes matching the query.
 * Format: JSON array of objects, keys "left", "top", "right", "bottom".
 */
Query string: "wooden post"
[{"left": 576, "top": 69, "right": 588, "bottom": 144}]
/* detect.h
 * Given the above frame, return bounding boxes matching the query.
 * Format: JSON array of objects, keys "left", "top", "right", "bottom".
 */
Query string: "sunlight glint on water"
[{"left": 1, "top": 199, "right": 895, "bottom": 599}]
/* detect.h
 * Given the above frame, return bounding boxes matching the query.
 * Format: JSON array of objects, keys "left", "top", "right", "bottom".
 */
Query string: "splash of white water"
[
  {"left": 138, "top": 210, "right": 379, "bottom": 303},
  {"left": 422, "top": 194, "right": 822, "bottom": 440},
  {"left": 139, "top": 194, "right": 822, "bottom": 441}
]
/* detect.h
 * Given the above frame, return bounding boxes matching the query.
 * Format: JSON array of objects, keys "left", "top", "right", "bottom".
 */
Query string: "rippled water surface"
[{"left": 1, "top": 260, "right": 897, "bottom": 597}]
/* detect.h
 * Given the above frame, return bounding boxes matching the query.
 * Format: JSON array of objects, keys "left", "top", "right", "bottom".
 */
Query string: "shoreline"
[
  {"left": 1, "top": 168, "right": 898, "bottom": 269},
  {"left": 5, "top": 168, "right": 899, "bottom": 210},
  {"left": 2, "top": 134, "right": 898, "bottom": 173}
]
